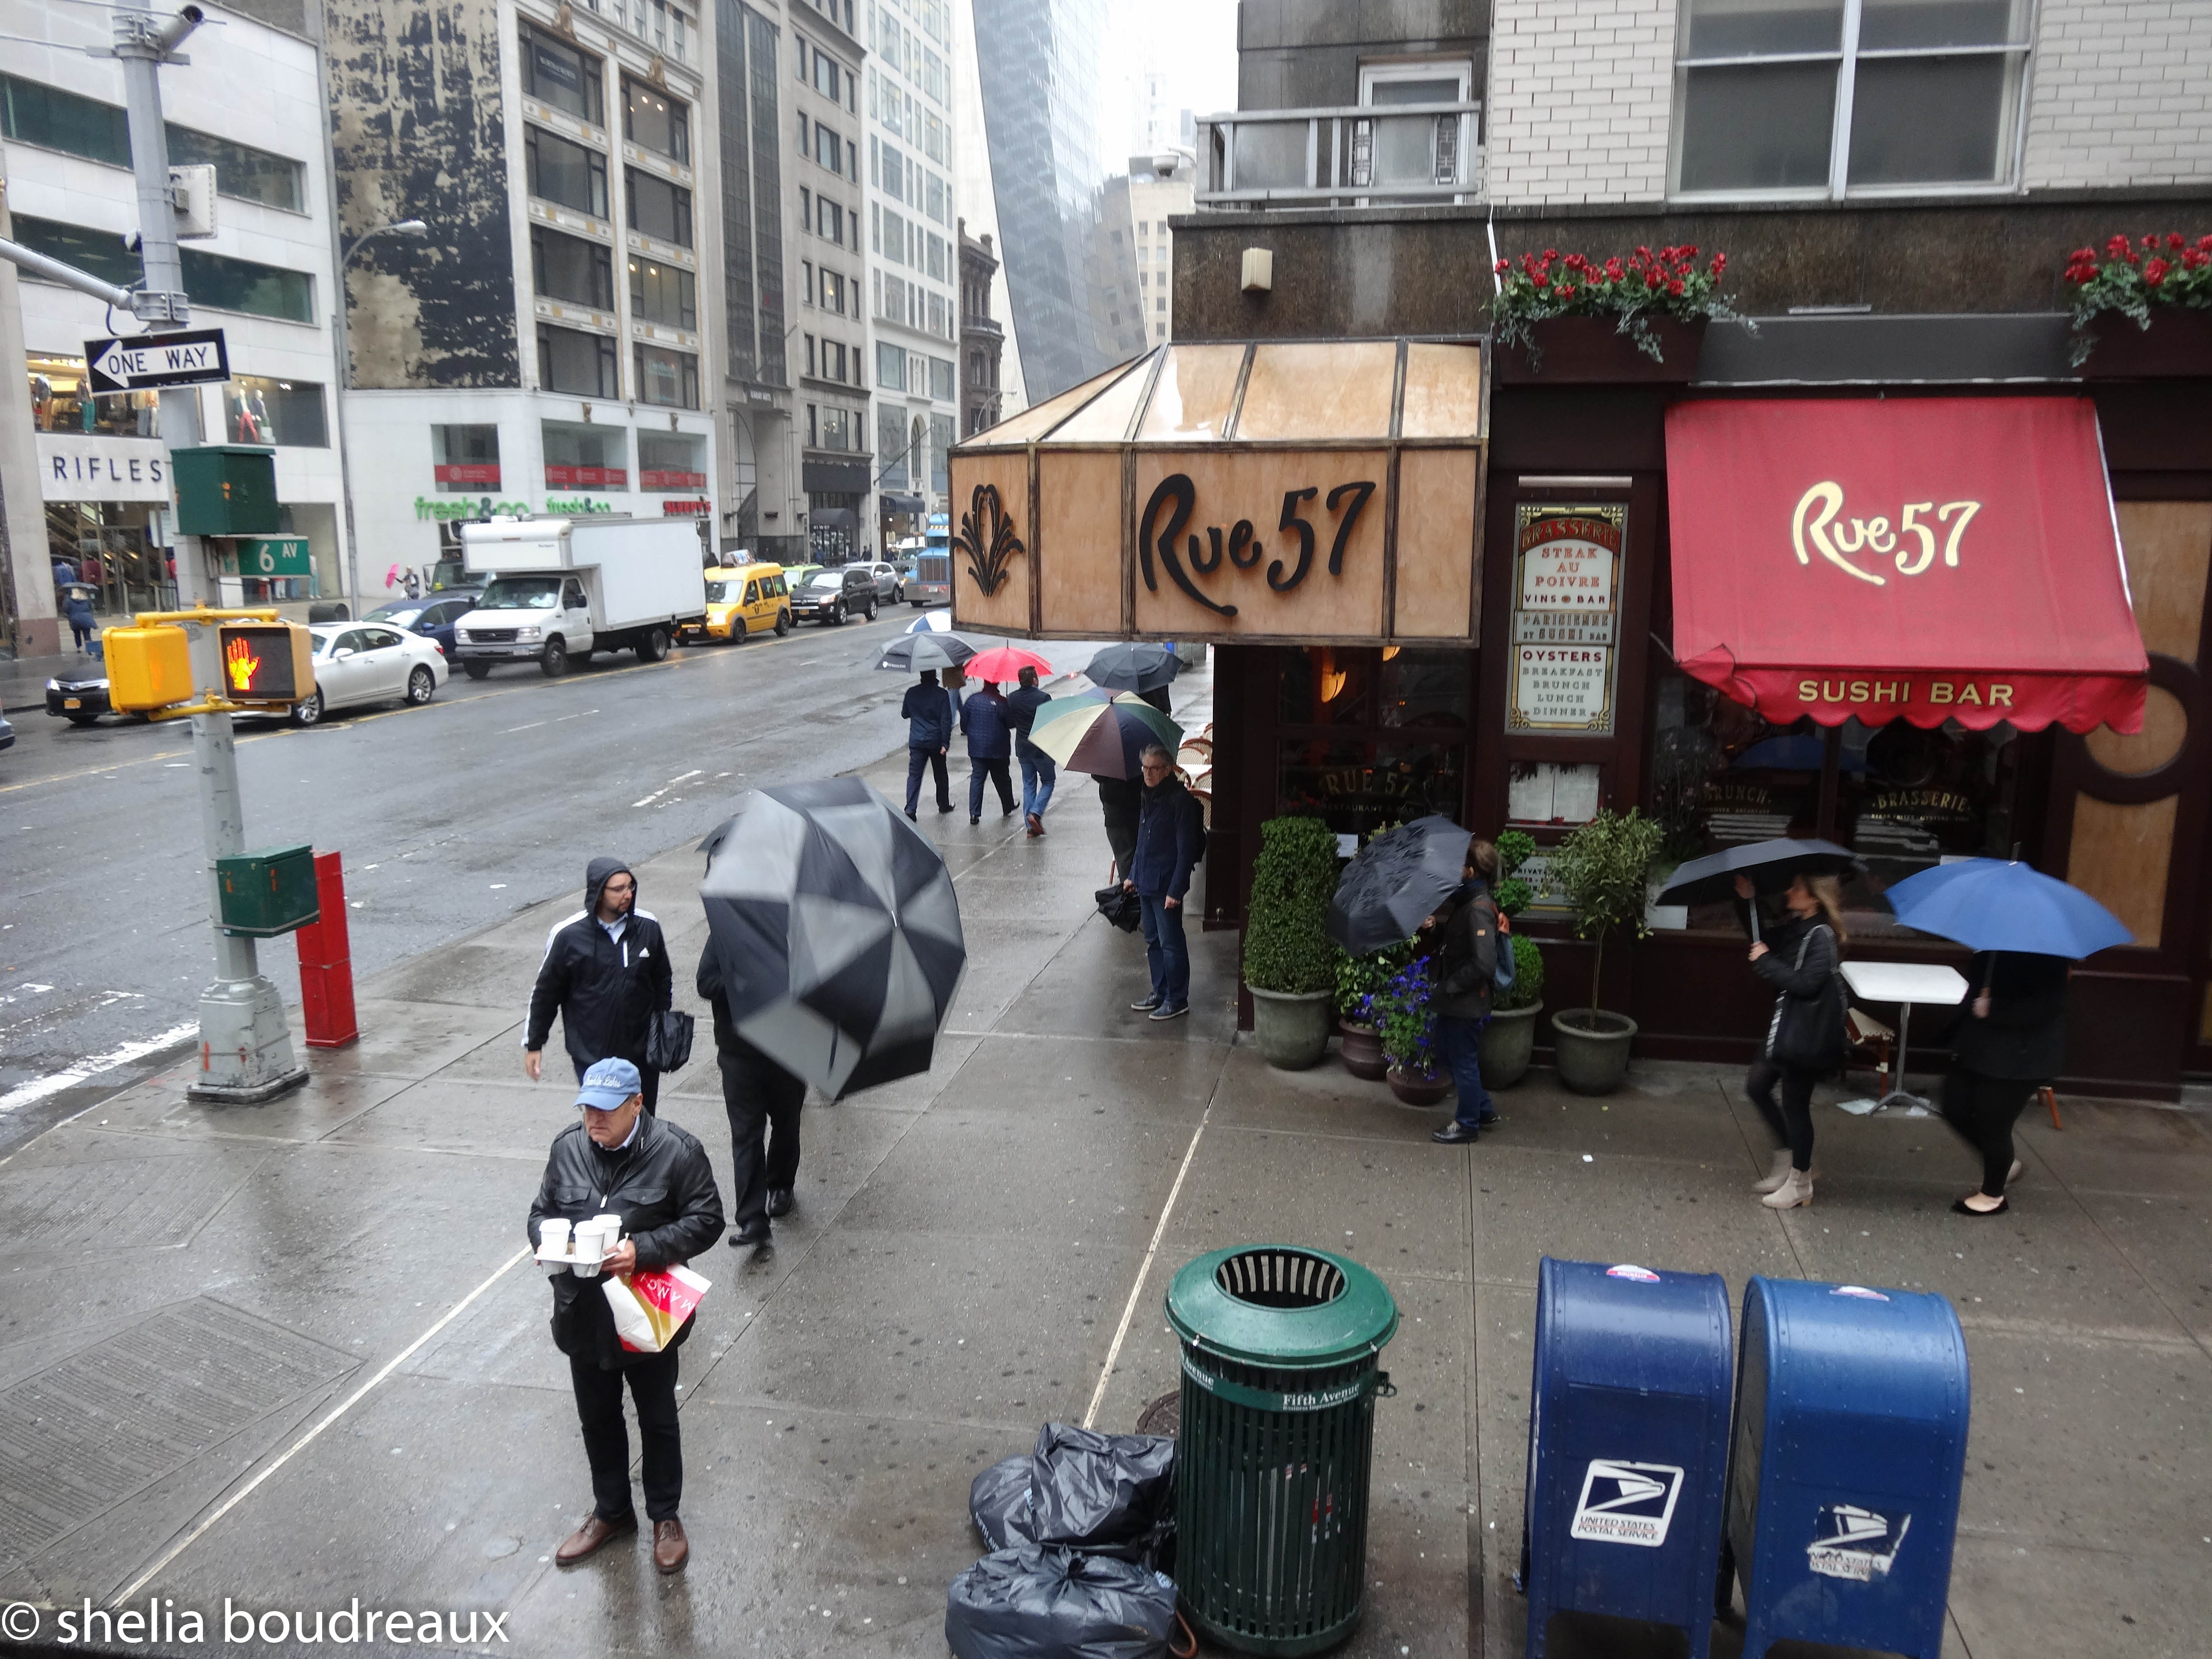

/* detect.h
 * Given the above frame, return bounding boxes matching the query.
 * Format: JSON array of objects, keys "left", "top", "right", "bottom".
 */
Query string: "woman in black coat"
[
  {"left": 1734, "top": 872, "right": 1848, "bottom": 1212},
  {"left": 1940, "top": 951, "right": 2068, "bottom": 1216}
]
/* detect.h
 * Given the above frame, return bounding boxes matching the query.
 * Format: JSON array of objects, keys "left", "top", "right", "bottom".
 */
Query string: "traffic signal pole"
[{"left": 116, "top": 1, "right": 306, "bottom": 1102}]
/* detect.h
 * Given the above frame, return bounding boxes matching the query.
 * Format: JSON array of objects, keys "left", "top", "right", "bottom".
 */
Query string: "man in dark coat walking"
[
  {"left": 1123, "top": 744, "right": 1204, "bottom": 1020},
  {"left": 526, "top": 857, "right": 674, "bottom": 1113},
  {"left": 960, "top": 680, "right": 1017, "bottom": 823},
  {"left": 1004, "top": 665, "right": 1055, "bottom": 837},
  {"left": 697, "top": 933, "right": 807, "bottom": 1251},
  {"left": 900, "top": 670, "right": 957, "bottom": 820},
  {"left": 530, "top": 1058, "right": 724, "bottom": 1574}
]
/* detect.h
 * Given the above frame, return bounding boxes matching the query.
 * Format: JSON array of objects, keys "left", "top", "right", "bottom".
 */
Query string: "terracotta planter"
[
  {"left": 1338, "top": 1020, "right": 1388, "bottom": 1081},
  {"left": 1477, "top": 1002, "right": 1542, "bottom": 1089},
  {"left": 1494, "top": 315, "right": 1708, "bottom": 384},
  {"left": 1551, "top": 1008, "right": 1638, "bottom": 1095},
  {"left": 1387, "top": 1065, "right": 1451, "bottom": 1108},
  {"left": 1249, "top": 986, "right": 1334, "bottom": 1070},
  {"left": 2076, "top": 309, "right": 2212, "bottom": 378}
]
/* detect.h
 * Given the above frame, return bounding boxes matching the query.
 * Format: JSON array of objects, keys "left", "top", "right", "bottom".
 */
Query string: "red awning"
[{"left": 1665, "top": 397, "right": 2146, "bottom": 734}]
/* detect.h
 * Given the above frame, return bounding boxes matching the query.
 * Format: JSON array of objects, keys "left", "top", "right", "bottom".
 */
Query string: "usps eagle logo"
[
  {"left": 1568, "top": 1459, "right": 1685, "bottom": 1547},
  {"left": 1807, "top": 1503, "right": 1911, "bottom": 1581}
]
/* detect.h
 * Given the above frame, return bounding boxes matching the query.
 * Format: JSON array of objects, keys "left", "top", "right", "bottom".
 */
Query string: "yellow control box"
[{"left": 105, "top": 624, "right": 196, "bottom": 711}]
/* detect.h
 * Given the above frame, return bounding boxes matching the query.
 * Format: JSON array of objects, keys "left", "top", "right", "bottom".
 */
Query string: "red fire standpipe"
[{"left": 295, "top": 850, "right": 359, "bottom": 1050}]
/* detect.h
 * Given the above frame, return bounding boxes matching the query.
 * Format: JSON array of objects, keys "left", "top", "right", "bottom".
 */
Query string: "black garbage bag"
[
  {"left": 970, "top": 1453, "right": 1038, "bottom": 1552},
  {"left": 1027, "top": 1423, "right": 1176, "bottom": 1565},
  {"left": 945, "top": 1547, "right": 1176, "bottom": 1659}
]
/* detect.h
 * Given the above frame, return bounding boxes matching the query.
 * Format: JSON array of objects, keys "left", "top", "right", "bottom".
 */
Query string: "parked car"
[
  {"left": 862, "top": 560, "right": 904, "bottom": 604},
  {"left": 782, "top": 562, "right": 822, "bottom": 595},
  {"left": 287, "top": 622, "right": 447, "bottom": 726},
  {"left": 367, "top": 595, "right": 475, "bottom": 659},
  {"left": 789, "top": 565, "right": 878, "bottom": 626},
  {"left": 45, "top": 669, "right": 115, "bottom": 726},
  {"left": 0, "top": 702, "right": 14, "bottom": 751},
  {"left": 683, "top": 562, "right": 793, "bottom": 644}
]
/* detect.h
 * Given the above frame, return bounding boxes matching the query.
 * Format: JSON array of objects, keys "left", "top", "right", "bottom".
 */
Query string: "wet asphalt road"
[{"left": 0, "top": 611, "right": 1109, "bottom": 1120}]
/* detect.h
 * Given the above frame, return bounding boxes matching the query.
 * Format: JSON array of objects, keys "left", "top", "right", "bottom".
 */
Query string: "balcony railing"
[{"left": 1196, "top": 102, "right": 1485, "bottom": 209}]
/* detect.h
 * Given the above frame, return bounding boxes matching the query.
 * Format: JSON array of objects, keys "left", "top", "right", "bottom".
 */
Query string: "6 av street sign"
[{"left": 84, "top": 328, "right": 230, "bottom": 393}]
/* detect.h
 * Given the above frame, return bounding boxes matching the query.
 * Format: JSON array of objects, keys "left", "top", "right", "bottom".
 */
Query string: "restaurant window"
[
  {"left": 541, "top": 419, "right": 628, "bottom": 488},
  {"left": 637, "top": 430, "right": 706, "bottom": 491},
  {"left": 533, "top": 225, "right": 615, "bottom": 309},
  {"left": 433, "top": 424, "right": 501, "bottom": 492},
  {"left": 629, "top": 255, "right": 697, "bottom": 328},
  {"left": 634, "top": 344, "right": 700, "bottom": 408},
  {"left": 537, "top": 323, "right": 619, "bottom": 398},
  {"left": 223, "top": 375, "right": 326, "bottom": 446},
  {"left": 521, "top": 23, "right": 605, "bottom": 125},
  {"left": 527, "top": 127, "right": 609, "bottom": 217},
  {"left": 626, "top": 169, "right": 694, "bottom": 246},
  {"left": 1276, "top": 647, "right": 1475, "bottom": 842},
  {"left": 622, "top": 77, "right": 689, "bottom": 164},
  {"left": 27, "top": 352, "right": 158, "bottom": 438},
  {"left": 1673, "top": 0, "right": 2032, "bottom": 197}
]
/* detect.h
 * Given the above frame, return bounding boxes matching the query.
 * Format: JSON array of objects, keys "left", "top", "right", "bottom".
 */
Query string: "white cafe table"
[{"left": 1839, "top": 960, "right": 1969, "bottom": 1114}]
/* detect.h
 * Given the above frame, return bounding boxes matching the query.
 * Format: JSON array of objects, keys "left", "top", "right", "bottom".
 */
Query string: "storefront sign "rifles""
[
  {"left": 1137, "top": 473, "right": 1377, "bottom": 618},
  {"left": 1792, "top": 482, "right": 1982, "bottom": 586}
]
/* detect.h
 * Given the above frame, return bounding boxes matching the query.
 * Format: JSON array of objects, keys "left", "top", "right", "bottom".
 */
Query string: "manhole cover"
[{"left": 1136, "top": 1391, "right": 1179, "bottom": 1438}]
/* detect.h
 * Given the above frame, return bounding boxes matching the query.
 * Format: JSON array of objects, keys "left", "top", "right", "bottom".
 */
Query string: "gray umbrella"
[
  {"left": 1326, "top": 816, "right": 1471, "bottom": 955},
  {"left": 876, "top": 632, "right": 978, "bottom": 673},
  {"left": 699, "top": 779, "right": 967, "bottom": 1099},
  {"left": 1083, "top": 642, "right": 1181, "bottom": 694}
]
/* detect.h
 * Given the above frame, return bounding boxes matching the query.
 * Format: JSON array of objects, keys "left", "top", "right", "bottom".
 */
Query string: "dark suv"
[{"left": 789, "top": 565, "right": 878, "bottom": 626}]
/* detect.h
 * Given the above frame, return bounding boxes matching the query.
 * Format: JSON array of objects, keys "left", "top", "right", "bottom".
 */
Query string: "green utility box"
[
  {"left": 173, "top": 445, "right": 280, "bottom": 536},
  {"left": 216, "top": 844, "right": 320, "bottom": 937}
]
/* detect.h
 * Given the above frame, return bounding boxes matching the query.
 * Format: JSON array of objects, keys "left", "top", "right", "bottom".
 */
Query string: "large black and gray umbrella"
[
  {"left": 1083, "top": 642, "right": 1181, "bottom": 694},
  {"left": 699, "top": 778, "right": 966, "bottom": 1099},
  {"left": 1656, "top": 838, "right": 1860, "bottom": 907},
  {"left": 1326, "top": 815, "right": 1472, "bottom": 955},
  {"left": 876, "top": 631, "right": 978, "bottom": 673}
]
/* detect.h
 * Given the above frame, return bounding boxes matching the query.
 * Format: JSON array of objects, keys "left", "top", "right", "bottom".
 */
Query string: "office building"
[
  {"left": 1123, "top": 147, "right": 1193, "bottom": 347},
  {"left": 956, "top": 218, "right": 1000, "bottom": 435}
]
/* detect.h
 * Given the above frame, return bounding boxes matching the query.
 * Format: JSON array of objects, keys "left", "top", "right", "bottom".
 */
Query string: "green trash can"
[{"left": 1166, "top": 1244, "right": 1399, "bottom": 1656}]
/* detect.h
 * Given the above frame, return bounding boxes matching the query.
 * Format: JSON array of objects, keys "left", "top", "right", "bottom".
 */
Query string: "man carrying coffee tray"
[{"left": 529, "top": 1057, "right": 725, "bottom": 1574}]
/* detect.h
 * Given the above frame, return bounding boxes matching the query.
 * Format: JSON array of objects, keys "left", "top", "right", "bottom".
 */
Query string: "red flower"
[
  {"left": 1711, "top": 252, "right": 1728, "bottom": 275},
  {"left": 2106, "top": 234, "right": 2137, "bottom": 262},
  {"left": 2198, "top": 234, "right": 2212, "bottom": 251},
  {"left": 1495, "top": 258, "right": 1509, "bottom": 273},
  {"left": 2145, "top": 257, "right": 2170, "bottom": 287},
  {"left": 1558, "top": 284, "right": 1577, "bottom": 299},
  {"left": 1668, "top": 278, "right": 1685, "bottom": 295},
  {"left": 2167, "top": 233, "right": 2186, "bottom": 250},
  {"left": 1533, "top": 272, "right": 1549, "bottom": 289},
  {"left": 1605, "top": 257, "right": 1625, "bottom": 281}
]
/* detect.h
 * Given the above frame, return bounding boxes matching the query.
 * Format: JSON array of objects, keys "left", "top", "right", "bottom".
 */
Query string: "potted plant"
[
  {"left": 1364, "top": 957, "right": 1449, "bottom": 1107},
  {"left": 2065, "top": 232, "right": 2212, "bottom": 373},
  {"left": 1491, "top": 245, "right": 1746, "bottom": 382},
  {"left": 1544, "top": 808, "right": 1664, "bottom": 1094},
  {"left": 1333, "top": 936, "right": 1412, "bottom": 1082},
  {"left": 1477, "top": 830, "right": 1546, "bottom": 1088},
  {"left": 1242, "top": 815, "right": 1342, "bottom": 1069}
]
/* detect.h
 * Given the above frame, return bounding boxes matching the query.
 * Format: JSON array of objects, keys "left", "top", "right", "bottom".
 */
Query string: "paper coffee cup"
[
  {"left": 571, "top": 1219, "right": 606, "bottom": 1277},
  {"left": 539, "top": 1218, "right": 572, "bottom": 1253}
]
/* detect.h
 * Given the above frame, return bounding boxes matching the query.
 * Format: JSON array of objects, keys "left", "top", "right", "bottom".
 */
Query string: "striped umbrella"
[
  {"left": 1027, "top": 692, "right": 1184, "bottom": 778},
  {"left": 906, "top": 610, "right": 959, "bottom": 634}
]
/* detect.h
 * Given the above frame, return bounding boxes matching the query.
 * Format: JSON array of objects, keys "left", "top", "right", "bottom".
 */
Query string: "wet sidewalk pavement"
[{"left": 1, "top": 657, "right": 2207, "bottom": 1657}]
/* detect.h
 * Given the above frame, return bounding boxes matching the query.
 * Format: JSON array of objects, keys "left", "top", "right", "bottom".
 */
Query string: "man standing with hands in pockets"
[{"left": 1125, "top": 744, "right": 1204, "bottom": 1021}]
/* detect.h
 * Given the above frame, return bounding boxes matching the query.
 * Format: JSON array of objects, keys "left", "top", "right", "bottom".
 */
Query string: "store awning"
[{"left": 1666, "top": 397, "right": 2146, "bottom": 734}]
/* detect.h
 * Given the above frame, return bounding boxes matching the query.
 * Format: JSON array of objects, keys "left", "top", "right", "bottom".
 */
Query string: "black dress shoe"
[
  {"left": 1431, "top": 1121, "right": 1481, "bottom": 1145},
  {"left": 1950, "top": 1195, "right": 2009, "bottom": 1217},
  {"left": 764, "top": 1187, "right": 793, "bottom": 1218},
  {"left": 730, "top": 1223, "right": 772, "bottom": 1248}
]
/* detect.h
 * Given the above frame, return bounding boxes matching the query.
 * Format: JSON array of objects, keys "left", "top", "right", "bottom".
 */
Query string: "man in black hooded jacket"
[{"left": 526, "top": 856, "right": 674, "bottom": 1113}]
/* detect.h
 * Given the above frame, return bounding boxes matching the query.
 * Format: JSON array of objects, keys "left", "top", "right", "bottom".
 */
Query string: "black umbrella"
[
  {"left": 699, "top": 778, "right": 966, "bottom": 1099},
  {"left": 1083, "top": 642, "right": 1181, "bottom": 694},
  {"left": 1326, "top": 816, "right": 1472, "bottom": 955},
  {"left": 1657, "top": 838, "right": 1859, "bottom": 941}
]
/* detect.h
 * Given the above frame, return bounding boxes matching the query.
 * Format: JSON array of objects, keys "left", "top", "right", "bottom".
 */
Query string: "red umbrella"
[{"left": 963, "top": 645, "right": 1053, "bottom": 682}]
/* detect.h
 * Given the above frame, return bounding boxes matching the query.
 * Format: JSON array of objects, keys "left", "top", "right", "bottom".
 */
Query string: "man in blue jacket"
[
  {"left": 960, "top": 680, "right": 1018, "bottom": 824},
  {"left": 1004, "top": 665, "right": 1055, "bottom": 837},
  {"left": 900, "top": 670, "right": 957, "bottom": 820},
  {"left": 1123, "top": 744, "right": 1204, "bottom": 1020}
]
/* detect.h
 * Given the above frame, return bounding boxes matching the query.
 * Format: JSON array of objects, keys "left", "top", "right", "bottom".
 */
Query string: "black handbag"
[
  {"left": 1095, "top": 865, "right": 1142, "bottom": 933},
  {"left": 646, "top": 1009, "right": 695, "bottom": 1072}
]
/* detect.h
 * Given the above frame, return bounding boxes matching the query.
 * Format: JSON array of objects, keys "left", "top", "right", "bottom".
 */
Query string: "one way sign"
[{"left": 84, "top": 328, "right": 230, "bottom": 393}]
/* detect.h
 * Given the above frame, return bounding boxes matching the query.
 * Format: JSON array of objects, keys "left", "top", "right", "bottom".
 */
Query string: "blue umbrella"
[{"left": 1884, "top": 859, "right": 2132, "bottom": 958}]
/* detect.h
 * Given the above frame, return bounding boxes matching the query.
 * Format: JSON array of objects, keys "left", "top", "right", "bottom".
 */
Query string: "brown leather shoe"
[
  {"left": 554, "top": 1511, "right": 637, "bottom": 1566},
  {"left": 653, "top": 1517, "right": 690, "bottom": 1575}
]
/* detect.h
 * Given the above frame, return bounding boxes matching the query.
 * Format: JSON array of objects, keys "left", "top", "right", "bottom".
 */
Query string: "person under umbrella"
[
  {"left": 960, "top": 679, "right": 1018, "bottom": 824},
  {"left": 899, "top": 669, "right": 960, "bottom": 820},
  {"left": 1422, "top": 838, "right": 1505, "bottom": 1147},
  {"left": 1734, "top": 872, "right": 1850, "bottom": 1211},
  {"left": 696, "top": 932, "right": 806, "bottom": 1251},
  {"left": 1326, "top": 815, "right": 1476, "bottom": 957}
]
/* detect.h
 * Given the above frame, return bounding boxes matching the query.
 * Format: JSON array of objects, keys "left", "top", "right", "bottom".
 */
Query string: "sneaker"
[
  {"left": 1130, "top": 994, "right": 1163, "bottom": 1012},
  {"left": 1148, "top": 1002, "right": 1189, "bottom": 1021},
  {"left": 1431, "top": 1121, "right": 1480, "bottom": 1145}
]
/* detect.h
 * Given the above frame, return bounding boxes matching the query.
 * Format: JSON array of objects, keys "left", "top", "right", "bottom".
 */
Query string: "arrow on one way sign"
[{"left": 84, "top": 327, "right": 230, "bottom": 393}]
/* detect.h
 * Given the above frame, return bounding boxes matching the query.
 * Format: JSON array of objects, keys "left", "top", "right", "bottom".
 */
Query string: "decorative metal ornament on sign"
[
  {"left": 954, "top": 483, "right": 1025, "bottom": 597},
  {"left": 83, "top": 328, "right": 230, "bottom": 393},
  {"left": 1508, "top": 504, "right": 1625, "bottom": 734}
]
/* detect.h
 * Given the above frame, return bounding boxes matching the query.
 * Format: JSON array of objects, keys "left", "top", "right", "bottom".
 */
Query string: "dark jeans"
[
  {"left": 1138, "top": 895, "right": 1189, "bottom": 1008},
  {"left": 905, "top": 745, "right": 950, "bottom": 814},
  {"left": 1437, "top": 1013, "right": 1495, "bottom": 1129},
  {"left": 969, "top": 756, "right": 1015, "bottom": 817},
  {"left": 570, "top": 1345, "right": 682, "bottom": 1523},
  {"left": 1746, "top": 1054, "right": 1817, "bottom": 1172},
  {"left": 1940, "top": 1066, "right": 2037, "bottom": 1197},
  {"left": 70, "top": 622, "right": 93, "bottom": 649},
  {"left": 572, "top": 1056, "right": 660, "bottom": 1115},
  {"left": 719, "top": 1041, "right": 805, "bottom": 1234}
]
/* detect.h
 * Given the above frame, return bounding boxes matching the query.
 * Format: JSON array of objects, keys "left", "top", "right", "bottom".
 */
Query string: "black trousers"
[
  {"left": 1746, "top": 1055, "right": 1818, "bottom": 1172},
  {"left": 968, "top": 756, "right": 1015, "bottom": 817},
  {"left": 721, "top": 1042, "right": 804, "bottom": 1234},
  {"left": 905, "top": 745, "right": 951, "bottom": 813},
  {"left": 572, "top": 1056, "right": 660, "bottom": 1114},
  {"left": 1940, "top": 1067, "right": 2037, "bottom": 1197},
  {"left": 570, "top": 1345, "right": 682, "bottom": 1523}
]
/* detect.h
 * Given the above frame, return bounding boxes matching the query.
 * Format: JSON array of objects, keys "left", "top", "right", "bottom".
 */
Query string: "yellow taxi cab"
[{"left": 685, "top": 562, "right": 792, "bottom": 644}]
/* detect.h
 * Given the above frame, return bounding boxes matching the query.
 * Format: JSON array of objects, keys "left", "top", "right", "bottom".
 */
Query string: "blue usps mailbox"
[
  {"left": 1520, "top": 1259, "right": 1733, "bottom": 1659},
  {"left": 1721, "top": 1277, "right": 1969, "bottom": 1659}
]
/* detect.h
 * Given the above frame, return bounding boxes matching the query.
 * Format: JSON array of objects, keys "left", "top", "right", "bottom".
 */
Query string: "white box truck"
[{"left": 453, "top": 517, "right": 708, "bottom": 678}]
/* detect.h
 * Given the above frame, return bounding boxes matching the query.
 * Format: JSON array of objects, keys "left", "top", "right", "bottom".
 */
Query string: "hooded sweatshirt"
[{"left": 525, "top": 856, "right": 674, "bottom": 1072}]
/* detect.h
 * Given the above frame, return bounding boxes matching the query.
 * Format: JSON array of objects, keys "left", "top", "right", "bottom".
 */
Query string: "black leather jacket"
[
  {"left": 1430, "top": 881, "right": 1499, "bottom": 1021},
  {"left": 527, "top": 1113, "right": 725, "bottom": 1369},
  {"left": 1749, "top": 910, "right": 1845, "bottom": 1068}
]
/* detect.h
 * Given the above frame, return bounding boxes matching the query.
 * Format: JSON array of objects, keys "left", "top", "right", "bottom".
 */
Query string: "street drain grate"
[
  {"left": 0, "top": 1153, "right": 253, "bottom": 1253},
  {"left": 0, "top": 1299, "right": 356, "bottom": 1571},
  {"left": 1137, "top": 1391, "right": 1180, "bottom": 1438}
]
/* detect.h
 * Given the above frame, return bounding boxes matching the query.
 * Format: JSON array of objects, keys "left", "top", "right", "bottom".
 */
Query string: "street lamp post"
[{"left": 328, "top": 218, "right": 426, "bottom": 617}]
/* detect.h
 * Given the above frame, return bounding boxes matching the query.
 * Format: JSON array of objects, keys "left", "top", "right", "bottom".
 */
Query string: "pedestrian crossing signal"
[{"left": 216, "top": 621, "right": 314, "bottom": 703}]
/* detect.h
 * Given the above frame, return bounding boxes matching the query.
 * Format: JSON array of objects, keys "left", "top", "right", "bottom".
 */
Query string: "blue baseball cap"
[{"left": 576, "top": 1056, "right": 643, "bottom": 1111}]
